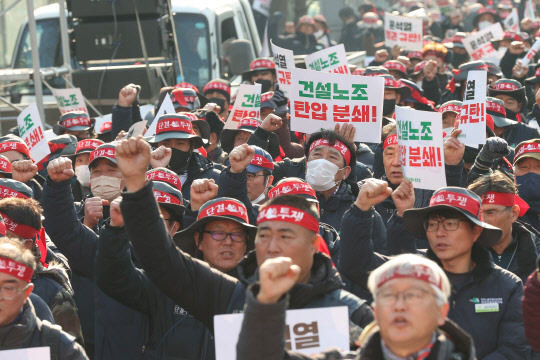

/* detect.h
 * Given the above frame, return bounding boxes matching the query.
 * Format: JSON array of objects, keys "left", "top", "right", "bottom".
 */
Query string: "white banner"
[
  {"left": 290, "top": 68, "right": 384, "bottom": 143},
  {"left": 457, "top": 70, "right": 487, "bottom": 147},
  {"left": 384, "top": 13, "right": 423, "bottom": 52},
  {"left": 396, "top": 106, "right": 447, "bottom": 191},
  {"left": 146, "top": 94, "right": 176, "bottom": 137},
  {"left": 463, "top": 23, "right": 504, "bottom": 65},
  {"left": 305, "top": 44, "right": 349, "bottom": 74},
  {"left": 0, "top": 347, "right": 50, "bottom": 360},
  {"left": 522, "top": 37, "right": 540, "bottom": 67},
  {"left": 224, "top": 83, "right": 261, "bottom": 130},
  {"left": 503, "top": 9, "right": 520, "bottom": 33},
  {"left": 272, "top": 41, "right": 295, "bottom": 98},
  {"left": 17, "top": 103, "right": 51, "bottom": 163},
  {"left": 51, "top": 87, "right": 88, "bottom": 115},
  {"left": 214, "top": 306, "right": 349, "bottom": 360}
]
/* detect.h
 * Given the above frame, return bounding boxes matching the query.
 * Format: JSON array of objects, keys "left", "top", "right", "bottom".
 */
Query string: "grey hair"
[{"left": 367, "top": 254, "right": 451, "bottom": 306}]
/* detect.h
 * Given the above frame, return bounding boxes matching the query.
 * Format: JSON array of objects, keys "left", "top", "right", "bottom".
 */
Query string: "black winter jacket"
[
  {"left": 181, "top": 152, "right": 221, "bottom": 201},
  {"left": 120, "top": 181, "right": 375, "bottom": 337}
]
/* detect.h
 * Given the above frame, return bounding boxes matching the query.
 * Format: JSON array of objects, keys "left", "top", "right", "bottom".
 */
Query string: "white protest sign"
[
  {"left": 146, "top": 94, "right": 176, "bottom": 137},
  {"left": 214, "top": 306, "right": 349, "bottom": 360},
  {"left": 395, "top": 106, "right": 447, "bottom": 191},
  {"left": 384, "top": 12, "right": 423, "bottom": 52},
  {"left": 224, "top": 83, "right": 261, "bottom": 130},
  {"left": 463, "top": 23, "right": 504, "bottom": 65},
  {"left": 252, "top": 0, "right": 272, "bottom": 17},
  {"left": 272, "top": 41, "right": 295, "bottom": 98},
  {"left": 0, "top": 347, "right": 50, "bottom": 360},
  {"left": 457, "top": 70, "right": 487, "bottom": 147},
  {"left": 17, "top": 103, "right": 51, "bottom": 163},
  {"left": 522, "top": 37, "right": 540, "bottom": 67},
  {"left": 93, "top": 113, "right": 111, "bottom": 135},
  {"left": 51, "top": 87, "right": 88, "bottom": 115},
  {"left": 305, "top": 44, "right": 349, "bottom": 74},
  {"left": 503, "top": 9, "right": 520, "bottom": 33},
  {"left": 525, "top": 0, "right": 537, "bottom": 19},
  {"left": 290, "top": 68, "right": 384, "bottom": 143}
]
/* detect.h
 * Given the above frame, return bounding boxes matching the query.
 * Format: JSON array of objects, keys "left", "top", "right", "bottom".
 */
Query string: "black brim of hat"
[
  {"left": 488, "top": 69, "right": 503, "bottom": 77},
  {"left": 487, "top": 112, "right": 516, "bottom": 127},
  {"left": 158, "top": 202, "right": 185, "bottom": 222},
  {"left": 525, "top": 76, "right": 540, "bottom": 84},
  {"left": 241, "top": 68, "right": 276, "bottom": 82},
  {"left": 205, "top": 112, "right": 225, "bottom": 135},
  {"left": 173, "top": 215, "right": 257, "bottom": 257},
  {"left": 89, "top": 156, "right": 118, "bottom": 168},
  {"left": 403, "top": 205, "right": 502, "bottom": 248},
  {"left": 146, "top": 133, "right": 204, "bottom": 148},
  {"left": 488, "top": 89, "right": 527, "bottom": 107},
  {"left": 64, "top": 149, "right": 93, "bottom": 160}
]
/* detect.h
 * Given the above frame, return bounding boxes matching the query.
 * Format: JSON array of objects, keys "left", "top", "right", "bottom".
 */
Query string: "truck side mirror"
[{"left": 227, "top": 39, "right": 254, "bottom": 76}]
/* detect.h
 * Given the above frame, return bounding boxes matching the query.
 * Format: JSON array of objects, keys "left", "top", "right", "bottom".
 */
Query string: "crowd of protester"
[{"left": 2, "top": 0, "right": 540, "bottom": 359}]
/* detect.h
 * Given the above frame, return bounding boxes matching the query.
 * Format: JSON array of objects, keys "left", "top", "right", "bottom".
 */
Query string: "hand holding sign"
[
  {"left": 229, "top": 144, "right": 255, "bottom": 174},
  {"left": 11, "top": 160, "right": 38, "bottom": 184},
  {"left": 257, "top": 257, "right": 301, "bottom": 304},
  {"left": 150, "top": 146, "right": 172, "bottom": 169},
  {"left": 47, "top": 157, "right": 75, "bottom": 182},
  {"left": 355, "top": 178, "right": 393, "bottom": 211},
  {"left": 391, "top": 178, "right": 415, "bottom": 217},
  {"left": 190, "top": 179, "right": 219, "bottom": 211},
  {"left": 444, "top": 121, "right": 465, "bottom": 165}
]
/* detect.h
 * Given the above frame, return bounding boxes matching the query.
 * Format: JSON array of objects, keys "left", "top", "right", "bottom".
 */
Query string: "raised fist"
[
  {"left": 83, "top": 197, "right": 109, "bottom": 229},
  {"left": 260, "top": 114, "right": 283, "bottom": 132},
  {"left": 391, "top": 178, "right": 415, "bottom": 217},
  {"left": 190, "top": 178, "right": 219, "bottom": 211},
  {"left": 12, "top": 160, "right": 38, "bottom": 184},
  {"left": 150, "top": 145, "right": 172, "bottom": 169},
  {"left": 118, "top": 84, "right": 140, "bottom": 107},
  {"left": 109, "top": 197, "right": 124, "bottom": 227},
  {"left": 356, "top": 178, "right": 393, "bottom": 211},
  {"left": 423, "top": 60, "right": 438, "bottom": 82},
  {"left": 257, "top": 257, "right": 300, "bottom": 304},
  {"left": 47, "top": 157, "right": 75, "bottom": 182},
  {"left": 374, "top": 49, "right": 389, "bottom": 63},
  {"left": 229, "top": 144, "right": 255, "bottom": 174},
  {"left": 116, "top": 135, "right": 151, "bottom": 192}
]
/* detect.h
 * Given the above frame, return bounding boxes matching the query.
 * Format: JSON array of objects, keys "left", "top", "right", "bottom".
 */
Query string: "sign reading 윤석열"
[{"left": 384, "top": 12, "right": 423, "bottom": 52}]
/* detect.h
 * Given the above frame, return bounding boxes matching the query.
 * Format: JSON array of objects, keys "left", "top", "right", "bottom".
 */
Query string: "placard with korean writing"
[
  {"left": 224, "top": 83, "right": 261, "bottom": 130},
  {"left": 395, "top": 106, "right": 446, "bottom": 191},
  {"left": 214, "top": 306, "right": 349, "bottom": 360},
  {"left": 462, "top": 23, "right": 504, "bottom": 65},
  {"left": 51, "top": 87, "right": 88, "bottom": 115},
  {"left": 146, "top": 93, "right": 176, "bottom": 137},
  {"left": 384, "top": 12, "right": 423, "bottom": 52},
  {"left": 503, "top": 8, "right": 520, "bottom": 33},
  {"left": 271, "top": 41, "right": 295, "bottom": 98},
  {"left": 304, "top": 44, "right": 349, "bottom": 74},
  {"left": 17, "top": 103, "right": 51, "bottom": 163},
  {"left": 457, "top": 70, "right": 487, "bottom": 147},
  {"left": 0, "top": 347, "right": 50, "bottom": 359},
  {"left": 290, "top": 67, "right": 384, "bottom": 143}
]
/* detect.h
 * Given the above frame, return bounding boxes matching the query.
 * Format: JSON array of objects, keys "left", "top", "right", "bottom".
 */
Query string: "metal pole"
[
  {"left": 57, "top": 0, "right": 72, "bottom": 84},
  {"left": 167, "top": 0, "right": 184, "bottom": 81},
  {"left": 26, "top": 0, "right": 46, "bottom": 123}
]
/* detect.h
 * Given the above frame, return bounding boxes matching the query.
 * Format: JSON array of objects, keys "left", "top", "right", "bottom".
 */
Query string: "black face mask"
[
  {"left": 207, "top": 97, "right": 226, "bottom": 115},
  {"left": 383, "top": 99, "right": 396, "bottom": 116},
  {"left": 463, "top": 145, "right": 480, "bottom": 163},
  {"left": 168, "top": 148, "right": 192, "bottom": 173},
  {"left": 255, "top": 79, "right": 273, "bottom": 93},
  {"left": 451, "top": 53, "right": 469, "bottom": 68},
  {"left": 505, "top": 107, "right": 518, "bottom": 120}
]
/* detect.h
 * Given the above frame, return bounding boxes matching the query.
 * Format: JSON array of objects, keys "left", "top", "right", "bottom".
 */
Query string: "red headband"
[
  {"left": 156, "top": 118, "right": 194, "bottom": 135},
  {"left": 250, "top": 59, "right": 275, "bottom": 70},
  {"left": 536, "top": 68, "right": 540, "bottom": 78},
  {"left": 174, "top": 82, "right": 198, "bottom": 92},
  {"left": 238, "top": 118, "right": 261, "bottom": 129},
  {"left": 0, "top": 142, "right": 31, "bottom": 158},
  {"left": 76, "top": 139, "right": 104, "bottom": 154},
  {"left": 487, "top": 101, "right": 506, "bottom": 116},
  {"left": 146, "top": 170, "right": 182, "bottom": 191},
  {"left": 171, "top": 91, "right": 196, "bottom": 107},
  {"left": 0, "top": 256, "right": 33, "bottom": 283},
  {"left": 492, "top": 82, "right": 521, "bottom": 91},
  {"left": 203, "top": 81, "right": 231, "bottom": 95},
  {"left": 308, "top": 138, "right": 351, "bottom": 165},
  {"left": 0, "top": 158, "right": 11, "bottom": 173},
  {"left": 62, "top": 116, "right": 91, "bottom": 129},
  {"left": 439, "top": 104, "right": 461, "bottom": 114},
  {"left": 257, "top": 205, "right": 319, "bottom": 233},
  {"left": 384, "top": 61, "right": 407, "bottom": 73},
  {"left": 198, "top": 200, "right": 249, "bottom": 222},
  {"left": 503, "top": 31, "right": 521, "bottom": 41},
  {"left": 268, "top": 181, "right": 317, "bottom": 200},
  {"left": 153, "top": 189, "right": 181, "bottom": 205},
  {"left": 250, "top": 154, "right": 274, "bottom": 170},
  {"left": 515, "top": 143, "right": 540, "bottom": 159},
  {"left": 383, "top": 134, "right": 398, "bottom": 149},
  {"left": 384, "top": 77, "right": 400, "bottom": 88},
  {"left": 376, "top": 263, "right": 443, "bottom": 291},
  {"left": 0, "top": 212, "right": 39, "bottom": 240},
  {"left": 481, "top": 191, "right": 530, "bottom": 217},
  {"left": 100, "top": 122, "right": 112, "bottom": 133},
  {"left": 430, "top": 191, "right": 481, "bottom": 217},
  {"left": 89, "top": 147, "right": 115, "bottom": 164},
  {"left": 0, "top": 185, "right": 28, "bottom": 199}
]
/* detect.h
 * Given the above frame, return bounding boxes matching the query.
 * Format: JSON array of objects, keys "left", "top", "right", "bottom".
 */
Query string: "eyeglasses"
[
  {"left": 247, "top": 173, "right": 266, "bottom": 182},
  {"left": 377, "top": 288, "right": 434, "bottom": 306},
  {"left": 424, "top": 218, "right": 464, "bottom": 232},
  {"left": 481, "top": 208, "right": 510, "bottom": 218},
  {"left": 0, "top": 283, "right": 31, "bottom": 301},
  {"left": 202, "top": 231, "right": 247, "bottom": 243}
]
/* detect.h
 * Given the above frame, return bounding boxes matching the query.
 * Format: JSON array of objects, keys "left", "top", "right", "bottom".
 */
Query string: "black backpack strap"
[{"left": 39, "top": 320, "right": 62, "bottom": 360}]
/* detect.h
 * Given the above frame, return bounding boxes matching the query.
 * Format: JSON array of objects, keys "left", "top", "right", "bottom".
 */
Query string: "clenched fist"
[
  {"left": 260, "top": 114, "right": 283, "bottom": 132},
  {"left": 190, "top": 178, "right": 219, "bottom": 211},
  {"left": 257, "top": 257, "right": 301, "bottom": 304},
  {"left": 229, "top": 144, "right": 255, "bottom": 174},
  {"left": 150, "top": 145, "right": 172, "bottom": 169},
  {"left": 391, "top": 178, "right": 415, "bottom": 217},
  {"left": 118, "top": 84, "right": 140, "bottom": 107},
  {"left": 47, "top": 157, "right": 75, "bottom": 182},
  {"left": 116, "top": 136, "right": 151, "bottom": 192},
  {"left": 356, "top": 178, "right": 393, "bottom": 211},
  {"left": 83, "top": 197, "right": 109, "bottom": 229},
  {"left": 12, "top": 160, "right": 38, "bottom": 183},
  {"left": 109, "top": 197, "right": 124, "bottom": 227}
]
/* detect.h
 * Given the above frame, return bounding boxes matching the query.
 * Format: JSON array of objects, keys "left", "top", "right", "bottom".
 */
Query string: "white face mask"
[
  {"left": 305, "top": 159, "right": 342, "bottom": 192},
  {"left": 251, "top": 178, "right": 270, "bottom": 205},
  {"left": 314, "top": 29, "right": 324, "bottom": 38},
  {"left": 74, "top": 165, "right": 90, "bottom": 187},
  {"left": 478, "top": 21, "right": 493, "bottom": 30},
  {"left": 90, "top": 175, "right": 122, "bottom": 201}
]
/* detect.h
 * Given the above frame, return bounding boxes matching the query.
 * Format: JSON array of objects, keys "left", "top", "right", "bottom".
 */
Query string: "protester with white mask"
[{"left": 67, "top": 139, "right": 104, "bottom": 202}]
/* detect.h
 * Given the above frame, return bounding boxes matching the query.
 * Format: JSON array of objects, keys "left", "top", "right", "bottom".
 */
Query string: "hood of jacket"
[
  {"left": 236, "top": 251, "right": 344, "bottom": 309},
  {"left": 0, "top": 300, "right": 38, "bottom": 349}
]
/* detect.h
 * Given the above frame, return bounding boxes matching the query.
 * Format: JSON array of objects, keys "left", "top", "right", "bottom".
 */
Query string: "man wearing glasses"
[
  {"left": 468, "top": 170, "right": 539, "bottom": 283},
  {"left": 0, "top": 237, "right": 87, "bottom": 359}
]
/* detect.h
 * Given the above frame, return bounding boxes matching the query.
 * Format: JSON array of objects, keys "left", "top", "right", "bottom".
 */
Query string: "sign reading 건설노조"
[
  {"left": 224, "top": 83, "right": 261, "bottom": 130},
  {"left": 51, "top": 87, "right": 88, "bottom": 115},
  {"left": 16, "top": 103, "right": 51, "bottom": 163}
]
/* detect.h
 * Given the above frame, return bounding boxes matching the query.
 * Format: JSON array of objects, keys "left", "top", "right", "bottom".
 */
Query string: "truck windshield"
[
  {"left": 174, "top": 13, "right": 211, "bottom": 87},
  {"left": 13, "top": 19, "right": 61, "bottom": 69}
]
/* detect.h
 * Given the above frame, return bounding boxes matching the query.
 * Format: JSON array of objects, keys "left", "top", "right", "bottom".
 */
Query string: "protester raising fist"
[
  {"left": 115, "top": 135, "right": 152, "bottom": 192},
  {"left": 257, "top": 257, "right": 301, "bottom": 304},
  {"left": 229, "top": 144, "right": 255, "bottom": 173},
  {"left": 355, "top": 178, "right": 393, "bottom": 211},
  {"left": 47, "top": 157, "right": 75, "bottom": 182},
  {"left": 190, "top": 179, "right": 219, "bottom": 211}
]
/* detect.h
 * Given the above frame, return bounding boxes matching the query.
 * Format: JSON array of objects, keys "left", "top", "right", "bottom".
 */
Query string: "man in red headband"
[
  {"left": 468, "top": 171, "right": 539, "bottom": 283},
  {"left": 0, "top": 238, "right": 87, "bottom": 358},
  {"left": 113, "top": 136, "right": 375, "bottom": 345}
]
